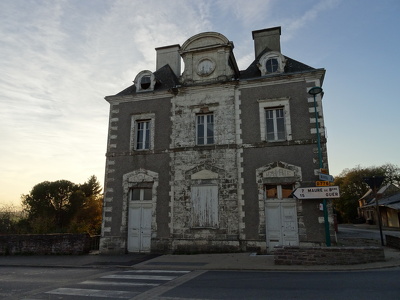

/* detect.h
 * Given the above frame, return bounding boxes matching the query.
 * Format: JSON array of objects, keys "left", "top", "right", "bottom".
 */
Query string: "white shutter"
[{"left": 191, "top": 185, "right": 218, "bottom": 227}]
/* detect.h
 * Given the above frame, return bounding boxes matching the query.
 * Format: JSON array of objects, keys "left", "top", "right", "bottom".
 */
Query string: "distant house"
[
  {"left": 358, "top": 184, "right": 400, "bottom": 227},
  {"left": 100, "top": 27, "right": 334, "bottom": 254}
]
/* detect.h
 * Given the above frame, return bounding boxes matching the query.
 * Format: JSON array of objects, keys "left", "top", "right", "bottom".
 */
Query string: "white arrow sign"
[{"left": 293, "top": 186, "right": 340, "bottom": 199}]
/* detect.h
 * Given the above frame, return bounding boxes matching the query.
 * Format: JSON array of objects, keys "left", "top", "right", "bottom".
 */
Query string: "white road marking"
[
  {"left": 102, "top": 274, "right": 177, "bottom": 280},
  {"left": 44, "top": 270, "right": 192, "bottom": 299},
  {"left": 80, "top": 280, "right": 159, "bottom": 287},
  {"left": 46, "top": 288, "right": 137, "bottom": 298},
  {"left": 124, "top": 270, "right": 190, "bottom": 274}
]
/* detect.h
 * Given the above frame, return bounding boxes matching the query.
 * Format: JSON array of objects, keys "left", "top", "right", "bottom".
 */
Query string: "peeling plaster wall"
[{"left": 169, "top": 85, "right": 242, "bottom": 251}]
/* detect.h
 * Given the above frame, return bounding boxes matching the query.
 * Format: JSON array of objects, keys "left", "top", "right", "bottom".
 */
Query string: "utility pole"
[{"left": 363, "top": 176, "right": 385, "bottom": 246}]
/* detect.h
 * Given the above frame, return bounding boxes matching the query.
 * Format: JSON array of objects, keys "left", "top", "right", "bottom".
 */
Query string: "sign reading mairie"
[{"left": 263, "top": 167, "right": 295, "bottom": 178}]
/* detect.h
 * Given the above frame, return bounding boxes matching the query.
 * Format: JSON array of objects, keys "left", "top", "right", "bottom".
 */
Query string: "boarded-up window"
[
  {"left": 266, "top": 185, "right": 278, "bottom": 198},
  {"left": 191, "top": 185, "right": 218, "bottom": 227},
  {"left": 281, "top": 184, "right": 293, "bottom": 198}
]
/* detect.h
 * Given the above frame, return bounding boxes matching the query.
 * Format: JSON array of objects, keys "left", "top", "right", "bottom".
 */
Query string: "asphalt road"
[
  {"left": 162, "top": 268, "right": 400, "bottom": 300},
  {"left": 0, "top": 266, "right": 110, "bottom": 299},
  {"left": 337, "top": 224, "right": 400, "bottom": 241},
  {"left": 3, "top": 266, "right": 400, "bottom": 300}
]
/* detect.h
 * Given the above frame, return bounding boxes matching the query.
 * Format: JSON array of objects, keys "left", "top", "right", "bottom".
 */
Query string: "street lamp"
[
  {"left": 308, "top": 86, "right": 331, "bottom": 246},
  {"left": 308, "top": 87, "right": 323, "bottom": 168}
]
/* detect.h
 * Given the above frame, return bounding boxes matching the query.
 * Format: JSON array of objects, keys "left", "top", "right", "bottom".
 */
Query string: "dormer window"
[
  {"left": 140, "top": 75, "right": 151, "bottom": 90},
  {"left": 134, "top": 70, "right": 156, "bottom": 93},
  {"left": 258, "top": 51, "right": 286, "bottom": 76},
  {"left": 266, "top": 58, "right": 279, "bottom": 73}
]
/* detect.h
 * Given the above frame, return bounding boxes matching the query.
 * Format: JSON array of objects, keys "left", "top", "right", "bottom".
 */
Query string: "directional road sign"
[
  {"left": 292, "top": 186, "right": 340, "bottom": 199},
  {"left": 319, "top": 173, "right": 334, "bottom": 182}
]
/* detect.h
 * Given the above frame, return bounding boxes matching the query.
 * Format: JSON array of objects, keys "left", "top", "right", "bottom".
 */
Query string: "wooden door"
[
  {"left": 127, "top": 188, "right": 152, "bottom": 253},
  {"left": 265, "top": 200, "right": 298, "bottom": 252}
]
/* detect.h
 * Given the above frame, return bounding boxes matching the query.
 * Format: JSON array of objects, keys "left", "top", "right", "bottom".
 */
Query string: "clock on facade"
[{"left": 197, "top": 59, "right": 215, "bottom": 76}]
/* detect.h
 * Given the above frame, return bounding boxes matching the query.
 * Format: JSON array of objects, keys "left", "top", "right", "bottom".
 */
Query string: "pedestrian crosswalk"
[{"left": 44, "top": 269, "right": 191, "bottom": 299}]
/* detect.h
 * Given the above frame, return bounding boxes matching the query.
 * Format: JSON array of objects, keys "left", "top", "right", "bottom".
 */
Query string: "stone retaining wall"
[
  {"left": 0, "top": 234, "right": 91, "bottom": 255},
  {"left": 274, "top": 246, "right": 385, "bottom": 265},
  {"left": 386, "top": 235, "right": 400, "bottom": 250}
]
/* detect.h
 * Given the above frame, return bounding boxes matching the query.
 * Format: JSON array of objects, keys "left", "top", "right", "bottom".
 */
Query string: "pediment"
[
  {"left": 263, "top": 166, "right": 295, "bottom": 178},
  {"left": 191, "top": 169, "right": 219, "bottom": 180},
  {"left": 181, "top": 32, "right": 229, "bottom": 52}
]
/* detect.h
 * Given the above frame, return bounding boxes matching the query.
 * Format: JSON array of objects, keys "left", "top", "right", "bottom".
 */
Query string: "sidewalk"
[
  {"left": 0, "top": 246, "right": 399, "bottom": 271},
  {"left": 1, "top": 224, "right": 400, "bottom": 271}
]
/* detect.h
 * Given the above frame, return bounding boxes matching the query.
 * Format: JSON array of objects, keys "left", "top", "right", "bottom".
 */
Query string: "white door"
[
  {"left": 265, "top": 200, "right": 298, "bottom": 252},
  {"left": 127, "top": 189, "right": 152, "bottom": 253}
]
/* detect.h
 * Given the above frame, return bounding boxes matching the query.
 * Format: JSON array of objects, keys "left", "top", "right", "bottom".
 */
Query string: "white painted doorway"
[
  {"left": 265, "top": 184, "right": 299, "bottom": 252},
  {"left": 127, "top": 188, "right": 152, "bottom": 253}
]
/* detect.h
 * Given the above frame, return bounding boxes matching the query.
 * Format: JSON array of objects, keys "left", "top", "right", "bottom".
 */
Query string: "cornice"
[
  {"left": 239, "top": 69, "right": 326, "bottom": 89},
  {"left": 105, "top": 91, "right": 172, "bottom": 104}
]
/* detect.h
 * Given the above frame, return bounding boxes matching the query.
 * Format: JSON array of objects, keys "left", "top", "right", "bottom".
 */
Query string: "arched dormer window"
[
  {"left": 134, "top": 70, "right": 156, "bottom": 93},
  {"left": 257, "top": 51, "right": 286, "bottom": 76}
]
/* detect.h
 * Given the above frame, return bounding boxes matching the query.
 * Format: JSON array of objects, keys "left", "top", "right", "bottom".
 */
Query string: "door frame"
[
  {"left": 122, "top": 169, "right": 159, "bottom": 254},
  {"left": 128, "top": 199, "right": 152, "bottom": 253},
  {"left": 264, "top": 185, "right": 299, "bottom": 252}
]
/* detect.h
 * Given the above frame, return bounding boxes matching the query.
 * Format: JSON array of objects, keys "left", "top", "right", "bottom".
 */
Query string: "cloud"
[
  {"left": 0, "top": 0, "right": 219, "bottom": 204},
  {"left": 281, "top": 0, "right": 341, "bottom": 41},
  {"left": 215, "top": 0, "right": 274, "bottom": 28},
  {"left": 0, "top": 0, "right": 343, "bottom": 205}
]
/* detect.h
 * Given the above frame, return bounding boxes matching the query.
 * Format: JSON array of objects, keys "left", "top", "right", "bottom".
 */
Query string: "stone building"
[{"left": 100, "top": 26, "right": 333, "bottom": 254}]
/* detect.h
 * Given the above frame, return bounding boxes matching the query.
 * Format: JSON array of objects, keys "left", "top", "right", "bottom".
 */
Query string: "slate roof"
[
  {"left": 364, "top": 192, "right": 400, "bottom": 210},
  {"left": 240, "top": 47, "right": 315, "bottom": 79},
  {"left": 116, "top": 64, "right": 180, "bottom": 96},
  {"left": 114, "top": 48, "right": 315, "bottom": 96}
]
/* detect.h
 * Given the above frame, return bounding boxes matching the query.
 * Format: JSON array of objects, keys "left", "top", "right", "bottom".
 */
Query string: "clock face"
[{"left": 197, "top": 59, "right": 215, "bottom": 76}]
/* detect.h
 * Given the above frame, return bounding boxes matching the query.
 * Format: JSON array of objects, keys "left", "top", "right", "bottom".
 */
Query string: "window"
[
  {"left": 134, "top": 70, "right": 155, "bottom": 93},
  {"left": 136, "top": 120, "right": 150, "bottom": 150},
  {"left": 191, "top": 185, "right": 218, "bottom": 227},
  {"left": 266, "top": 184, "right": 293, "bottom": 199},
  {"left": 140, "top": 75, "right": 151, "bottom": 90},
  {"left": 258, "top": 98, "right": 291, "bottom": 142},
  {"left": 265, "top": 108, "right": 285, "bottom": 141},
  {"left": 131, "top": 113, "right": 154, "bottom": 151},
  {"left": 131, "top": 188, "right": 152, "bottom": 201},
  {"left": 197, "top": 114, "right": 214, "bottom": 145},
  {"left": 257, "top": 51, "right": 286, "bottom": 76},
  {"left": 266, "top": 58, "right": 279, "bottom": 73}
]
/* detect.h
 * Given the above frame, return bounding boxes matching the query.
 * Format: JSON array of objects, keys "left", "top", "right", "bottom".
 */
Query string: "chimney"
[
  {"left": 155, "top": 44, "right": 181, "bottom": 77},
  {"left": 252, "top": 26, "right": 281, "bottom": 58}
]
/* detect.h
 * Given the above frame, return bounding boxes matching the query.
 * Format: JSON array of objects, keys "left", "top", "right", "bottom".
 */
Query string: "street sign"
[
  {"left": 320, "top": 168, "right": 328, "bottom": 174},
  {"left": 316, "top": 181, "right": 330, "bottom": 187},
  {"left": 292, "top": 186, "right": 340, "bottom": 199},
  {"left": 319, "top": 173, "right": 334, "bottom": 182}
]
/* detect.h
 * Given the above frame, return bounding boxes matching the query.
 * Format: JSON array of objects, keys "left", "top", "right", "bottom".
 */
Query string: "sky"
[{"left": 1, "top": 0, "right": 399, "bottom": 207}]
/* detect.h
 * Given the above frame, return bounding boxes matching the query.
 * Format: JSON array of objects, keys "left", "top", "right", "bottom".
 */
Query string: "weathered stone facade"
[{"left": 100, "top": 26, "right": 334, "bottom": 254}]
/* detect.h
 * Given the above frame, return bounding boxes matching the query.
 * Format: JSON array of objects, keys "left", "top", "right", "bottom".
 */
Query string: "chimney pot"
[{"left": 252, "top": 26, "right": 281, "bottom": 59}]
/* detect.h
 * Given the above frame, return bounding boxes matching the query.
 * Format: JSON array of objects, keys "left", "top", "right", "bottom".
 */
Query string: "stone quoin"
[{"left": 99, "top": 26, "right": 333, "bottom": 254}]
